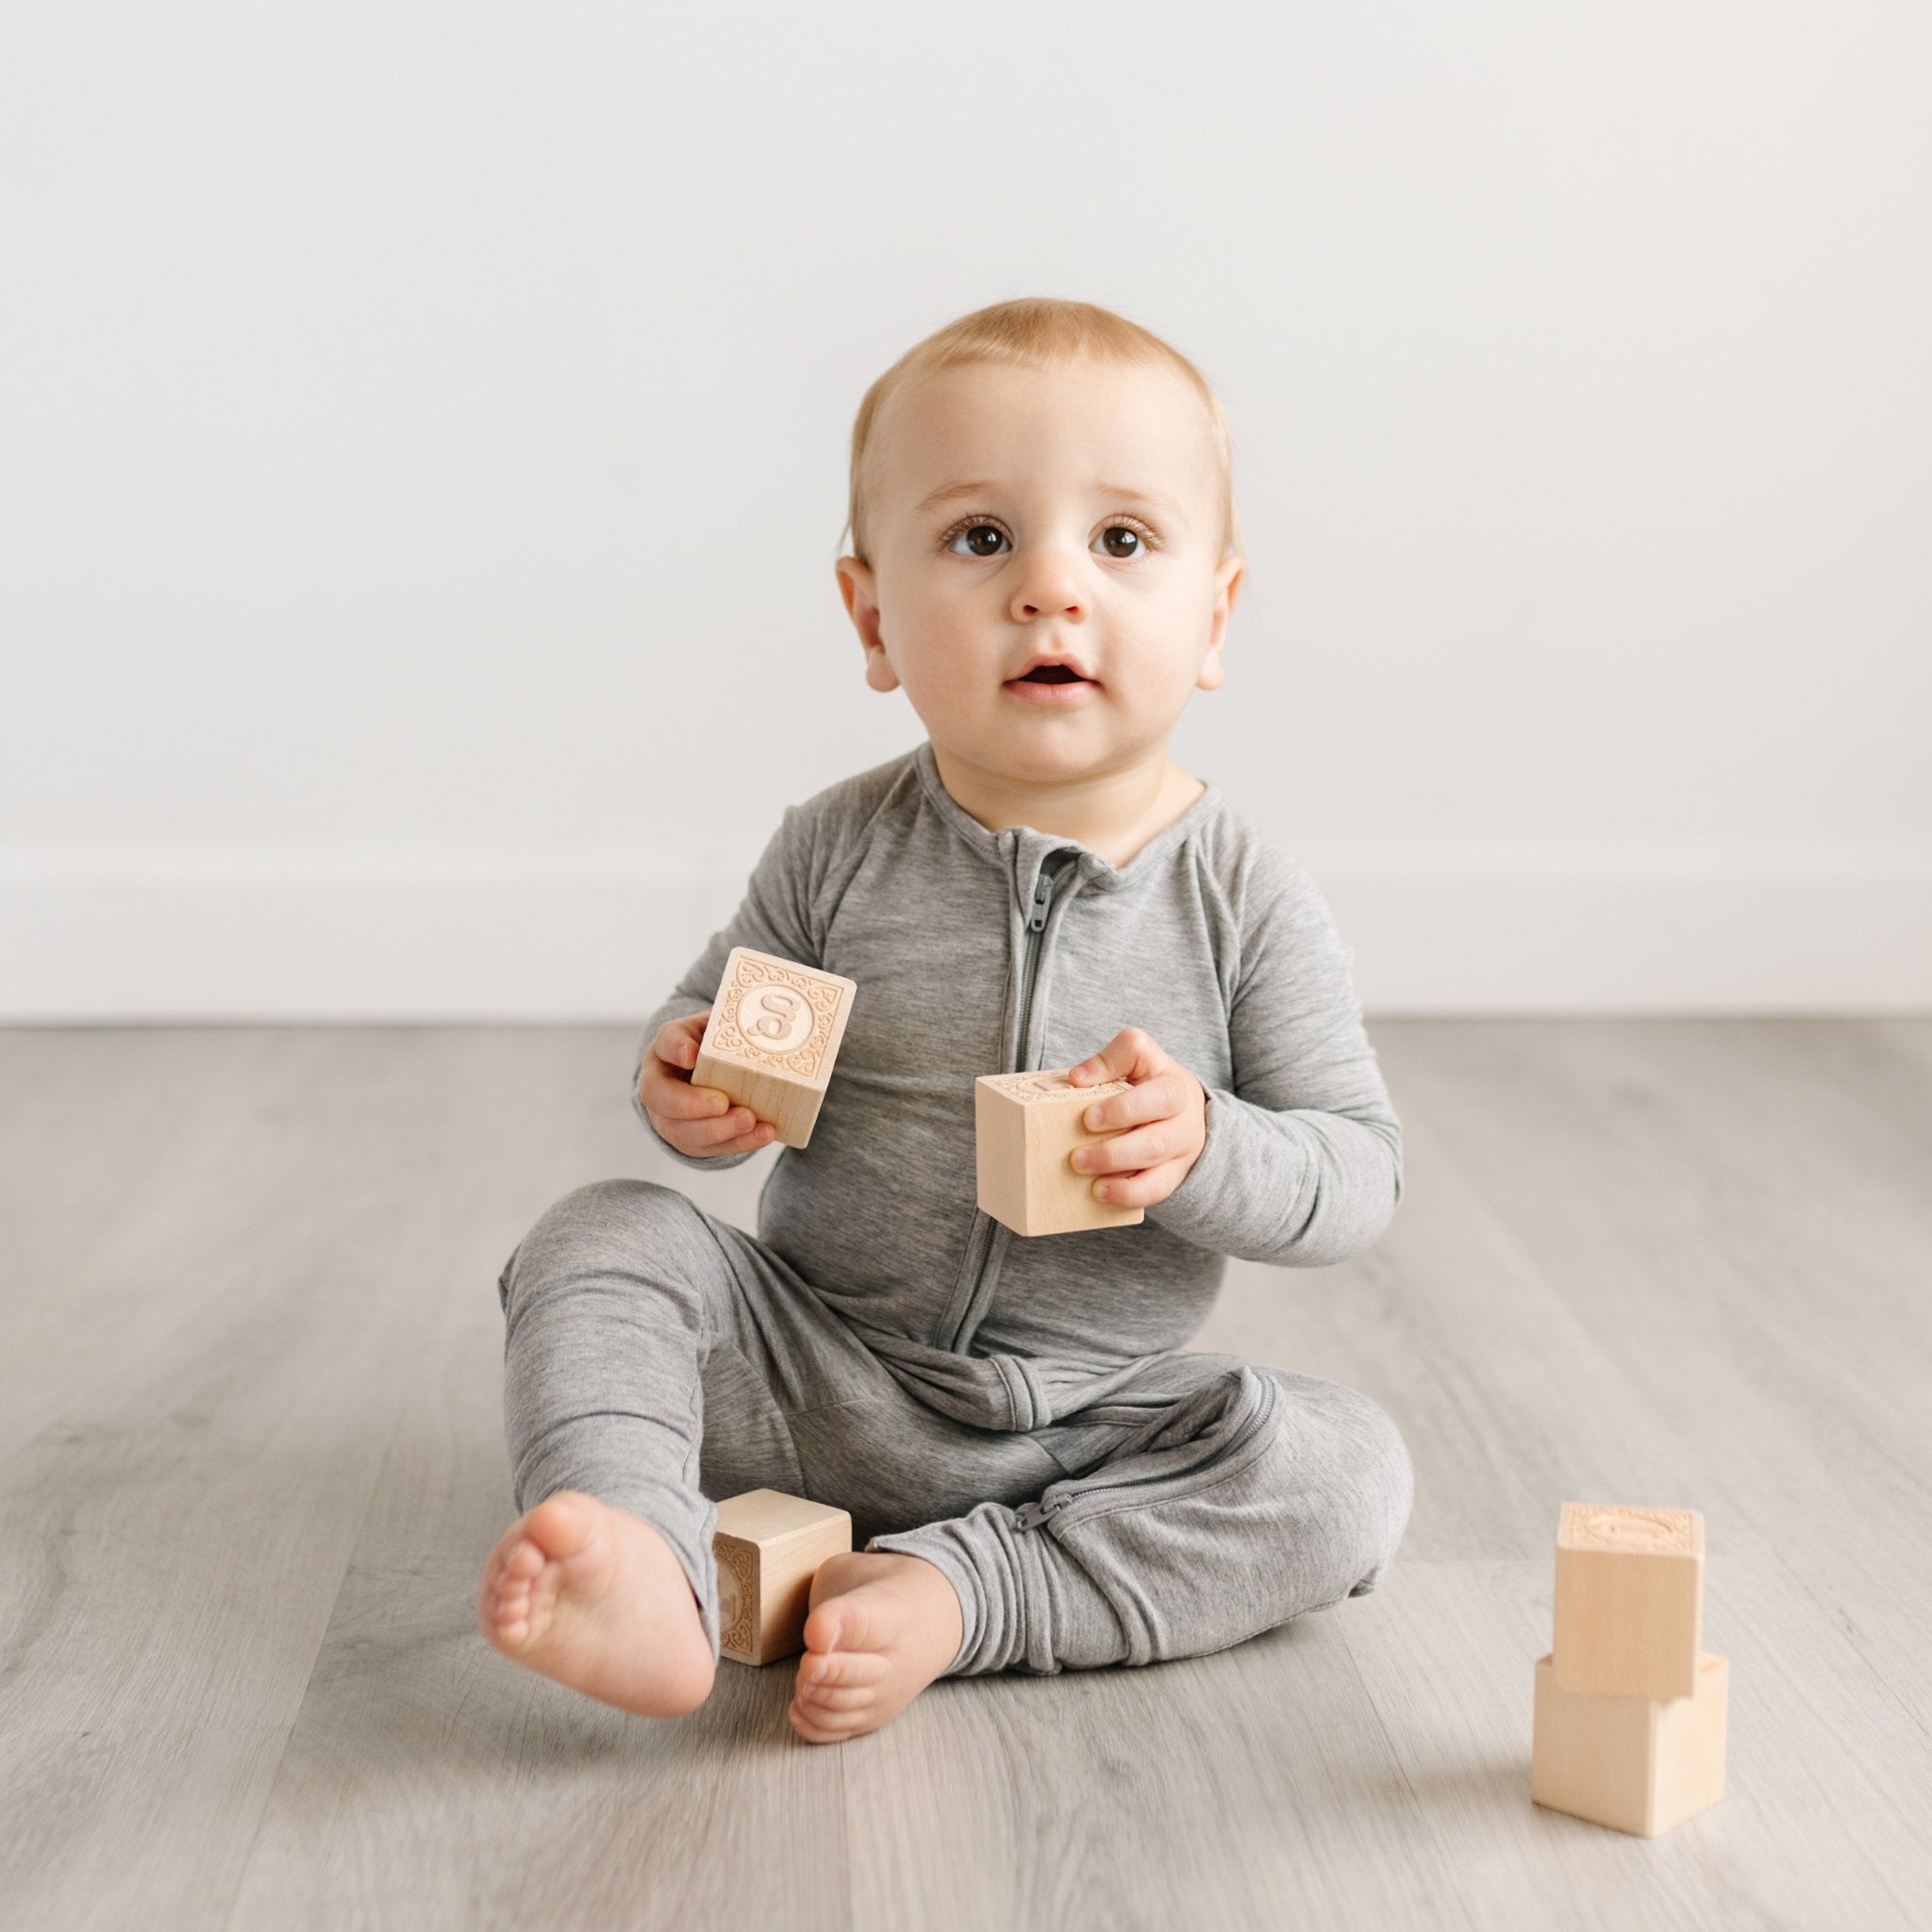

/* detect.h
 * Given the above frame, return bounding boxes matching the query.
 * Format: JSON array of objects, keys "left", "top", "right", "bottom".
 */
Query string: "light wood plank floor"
[{"left": 2, "top": 1021, "right": 1929, "bottom": 1931}]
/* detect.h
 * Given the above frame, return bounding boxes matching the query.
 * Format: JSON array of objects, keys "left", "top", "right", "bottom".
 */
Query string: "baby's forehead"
[
  {"left": 881, "top": 357, "right": 1216, "bottom": 491},
  {"left": 913, "top": 354, "right": 1192, "bottom": 419}
]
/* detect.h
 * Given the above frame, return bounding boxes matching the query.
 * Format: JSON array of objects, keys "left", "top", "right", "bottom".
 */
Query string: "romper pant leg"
[
  {"left": 496, "top": 1176, "right": 900, "bottom": 1664},
  {"left": 865, "top": 1354, "right": 1415, "bottom": 1677}
]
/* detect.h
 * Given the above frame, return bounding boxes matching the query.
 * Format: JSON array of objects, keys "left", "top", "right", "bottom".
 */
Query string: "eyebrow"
[{"left": 914, "top": 478, "right": 1187, "bottom": 522}]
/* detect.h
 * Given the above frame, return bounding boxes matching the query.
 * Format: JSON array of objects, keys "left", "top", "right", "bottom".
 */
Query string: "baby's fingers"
[
  {"left": 651, "top": 1011, "right": 709, "bottom": 1074},
  {"left": 714, "top": 1117, "right": 777, "bottom": 1156},
  {"left": 685, "top": 1092, "right": 762, "bottom": 1142},
  {"left": 667, "top": 1107, "right": 775, "bottom": 1158},
  {"left": 641, "top": 1024, "right": 717, "bottom": 1113},
  {"left": 649, "top": 1066, "right": 736, "bottom": 1122}
]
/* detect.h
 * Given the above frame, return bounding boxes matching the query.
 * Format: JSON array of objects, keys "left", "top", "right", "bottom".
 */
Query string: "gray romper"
[{"left": 496, "top": 740, "right": 1416, "bottom": 1676}]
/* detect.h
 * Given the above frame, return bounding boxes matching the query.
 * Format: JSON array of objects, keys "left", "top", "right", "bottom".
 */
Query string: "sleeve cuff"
[{"left": 1144, "top": 1088, "right": 1307, "bottom": 1251}]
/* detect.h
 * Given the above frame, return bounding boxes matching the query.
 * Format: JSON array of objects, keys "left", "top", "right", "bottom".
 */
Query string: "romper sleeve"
[
  {"left": 630, "top": 803, "right": 824, "bottom": 1170},
  {"left": 1143, "top": 850, "right": 1402, "bottom": 1266}
]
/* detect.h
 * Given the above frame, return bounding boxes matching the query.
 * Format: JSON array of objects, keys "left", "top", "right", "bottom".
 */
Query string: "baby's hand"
[
  {"left": 640, "top": 1011, "right": 777, "bottom": 1158},
  {"left": 1066, "top": 1028, "right": 1209, "bottom": 1209}
]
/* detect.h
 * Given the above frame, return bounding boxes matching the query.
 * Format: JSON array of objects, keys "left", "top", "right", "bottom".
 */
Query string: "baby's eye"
[
  {"left": 946, "top": 522, "right": 1008, "bottom": 558},
  {"left": 941, "top": 520, "right": 1155, "bottom": 559}
]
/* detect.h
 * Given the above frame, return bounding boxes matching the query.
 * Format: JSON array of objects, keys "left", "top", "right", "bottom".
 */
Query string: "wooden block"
[
  {"left": 1553, "top": 1501, "right": 1705, "bottom": 1699},
  {"left": 691, "top": 946, "right": 858, "bottom": 1150},
  {"left": 711, "top": 1489, "right": 853, "bottom": 1666},
  {"left": 1532, "top": 1651, "right": 1729, "bottom": 1837},
  {"left": 974, "top": 1067, "right": 1146, "bottom": 1237}
]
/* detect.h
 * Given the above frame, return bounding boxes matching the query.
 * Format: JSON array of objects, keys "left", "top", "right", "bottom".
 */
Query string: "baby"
[{"left": 477, "top": 297, "right": 1415, "bottom": 1744}]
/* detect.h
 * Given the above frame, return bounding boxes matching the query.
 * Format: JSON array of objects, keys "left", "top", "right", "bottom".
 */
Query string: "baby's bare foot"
[
  {"left": 788, "top": 1550, "right": 964, "bottom": 1744},
  {"left": 476, "top": 1490, "right": 715, "bottom": 1718}
]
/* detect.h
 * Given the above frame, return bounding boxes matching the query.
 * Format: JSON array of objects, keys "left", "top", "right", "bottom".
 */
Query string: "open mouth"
[{"left": 1004, "top": 664, "right": 1099, "bottom": 704}]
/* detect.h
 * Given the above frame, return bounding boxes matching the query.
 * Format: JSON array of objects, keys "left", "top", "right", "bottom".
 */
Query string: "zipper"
[
  {"left": 1012, "top": 1374, "right": 1280, "bottom": 1531},
  {"left": 938, "top": 847, "right": 1077, "bottom": 1357},
  {"left": 1012, "top": 850, "right": 1074, "bottom": 1070}
]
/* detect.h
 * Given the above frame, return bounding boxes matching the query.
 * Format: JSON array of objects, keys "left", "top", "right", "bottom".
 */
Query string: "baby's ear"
[
  {"left": 834, "top": 555, "right": 875, "bottom": 625},
  {"left": 836, "top": 557, "right": 899, "bottom": 691},
  {"left": 1197, "top": 556, "right": 1240, "bottom": 692}
]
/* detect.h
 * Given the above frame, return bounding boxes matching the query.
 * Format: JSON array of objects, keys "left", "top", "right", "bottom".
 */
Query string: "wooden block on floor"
[
  {"left": 975, "top": 1068, "right": 1146, "bottom": 1237},
  {"left": 691, "top": 947, "right": 858, "bottom": 1150},
  {"left": 1553, "top": 1501, "right": 1705, "bottom": 1699},
  {"left": 711, "top": 1488, "right": 853, "bottom": 1666},
  {"left": 1532, "top": 1651, "right": 1729, "bottom": 1837}
]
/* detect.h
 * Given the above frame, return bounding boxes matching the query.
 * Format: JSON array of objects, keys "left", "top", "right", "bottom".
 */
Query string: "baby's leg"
[
  {"left": 480, "top": 1177, "right": 793, "bottom": 1718},
  {"left": 865, "top": 1357, "right": 1415, "bottom": 1676}
]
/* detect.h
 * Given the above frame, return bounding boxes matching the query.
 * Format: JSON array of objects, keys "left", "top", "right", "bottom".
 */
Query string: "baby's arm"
[
  {"left": 631, "top": 804, "right": 822, "bottom": 1169},
  {"left": 1141, "top": 854, "right": 1403, "bottom": 1267}
]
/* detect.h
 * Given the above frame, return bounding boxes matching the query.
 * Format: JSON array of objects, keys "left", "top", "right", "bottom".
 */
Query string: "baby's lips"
[{"left": 1007, "top": 655, "right": 1098, "bottom": 686}]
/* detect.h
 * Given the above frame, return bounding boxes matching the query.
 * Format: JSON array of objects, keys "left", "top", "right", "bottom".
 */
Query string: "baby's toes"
[
  {"left": 788, "top": 1694, "right": 865, "bottom": 1742},
  {"left": 788, "top": 1709, "right": 843, "bottom": 1744},
  {"left": 479, "top": 1547, "right": 523, "bottom": 1610},
  {"left": 796, "top": 1682, "right": 875, "bottom": 1714},
  {"left": 480, "top": 1540, "right": 531, "bottom": 1606},
  {"left": 795, "top": 1645, "right": 884, "bottom": 1707},
  {"left": 481, "top": 1589, "right": 524, "bottom": 1648},
  {"left": 500, "top": 1535, "right": 546, "bottom": 1580},
  {"left": 799, "top": 1648, "right": 888, "bottom": 1691},
  {"left": 479, "top": 1535, "right": 563, "bottom": 1649}
]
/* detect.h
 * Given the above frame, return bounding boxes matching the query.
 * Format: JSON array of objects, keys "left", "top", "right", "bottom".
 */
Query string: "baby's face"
[{"left": 837, "top": 358, "right": 1242, "bottom": 794}]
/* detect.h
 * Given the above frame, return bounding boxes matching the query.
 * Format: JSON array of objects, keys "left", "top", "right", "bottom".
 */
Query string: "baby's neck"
[{"left": 933, "top": 746, "right": 1206, "bottom": 871}]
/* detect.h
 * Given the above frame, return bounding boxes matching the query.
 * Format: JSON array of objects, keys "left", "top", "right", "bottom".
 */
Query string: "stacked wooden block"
[{"left": 1531, "top": 1501, "right": 1729, "bottom": 1836}]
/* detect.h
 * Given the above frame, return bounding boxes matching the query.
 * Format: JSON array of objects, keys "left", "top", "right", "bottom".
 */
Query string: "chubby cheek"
[
  {"left": 898, "top": 607, "right": 994, "bottom": 701},
  {"left": 1104, "top": 641, "right": 1193, "bottom": 716}
]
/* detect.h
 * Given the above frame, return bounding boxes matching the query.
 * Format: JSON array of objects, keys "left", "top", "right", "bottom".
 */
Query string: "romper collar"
[{"left": 910, "top": 738, "right": 1222, "bottom": 896}]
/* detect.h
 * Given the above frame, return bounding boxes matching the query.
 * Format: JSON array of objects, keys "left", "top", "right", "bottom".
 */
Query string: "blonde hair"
[{"left": 840, "top": 296, "right": 1243, "bottom": 569}]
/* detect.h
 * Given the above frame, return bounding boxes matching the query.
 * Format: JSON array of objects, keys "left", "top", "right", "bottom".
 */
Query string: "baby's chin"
[{"left": 949, "top": 729, "right": 1176, "bottom": 791}]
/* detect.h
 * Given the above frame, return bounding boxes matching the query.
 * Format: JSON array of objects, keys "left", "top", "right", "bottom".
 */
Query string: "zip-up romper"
[{"left": 496, "top": 741, "right": 1416, "bottom": 1675}]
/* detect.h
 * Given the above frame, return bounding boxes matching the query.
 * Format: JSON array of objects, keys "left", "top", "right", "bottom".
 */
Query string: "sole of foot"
[
  {"left": 788, "top": 1549, "right": 965, "bottom": 1744},
  {"left": 477, "top": 1490, "right": 716, "bottom": 1718}
]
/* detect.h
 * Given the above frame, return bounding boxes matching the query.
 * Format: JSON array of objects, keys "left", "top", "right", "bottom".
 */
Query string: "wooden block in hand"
[
  {"left": 691, "top": 946, "right": 858, "bottom": 1150},
  {"left": 974, "top": 1067, "right": 1145, "bottom": 1237},
  {"left": 711, "top": 1489, "right": 853, "bottom": 1666},
  {"left": 1532, "top": 1651, "right": 1729, "bottom": 1836},
  {"left": 1552, "top": 1502, "right": 1705, "bottom": 1699}
]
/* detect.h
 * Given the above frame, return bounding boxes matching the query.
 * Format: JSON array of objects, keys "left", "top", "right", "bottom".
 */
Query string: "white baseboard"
[{"left": 1, "top": 839, "right": 1927, "bottom": 1019}]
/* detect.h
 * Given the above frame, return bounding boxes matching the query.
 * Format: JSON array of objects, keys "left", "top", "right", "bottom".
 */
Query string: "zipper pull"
[
  {"left": 1027, "top": 874, "right": 1055, "bottom": 933},
  {"left": 1013, "top": 1496, "right": 1062, "bottom": 1530}
]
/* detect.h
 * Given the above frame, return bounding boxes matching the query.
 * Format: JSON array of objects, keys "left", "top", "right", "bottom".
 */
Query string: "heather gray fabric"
[
  {"left": 496, "top": 738, "right": 1415, "bottom": 1676},
  {"left": 497, "top": 1178, "right": 1413, "bottom": 1674}
]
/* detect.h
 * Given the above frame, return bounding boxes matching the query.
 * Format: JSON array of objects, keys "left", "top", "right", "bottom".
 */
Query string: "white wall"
[{"left": 4, "top": 1, "right": 1927, "bottom": 1017}]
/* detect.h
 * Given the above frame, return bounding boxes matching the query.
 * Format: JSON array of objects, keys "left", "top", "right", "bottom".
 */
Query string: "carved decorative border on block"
[
  {"left": 715, "top": 1539, "right": 755, "bottom": 1657},
  {"left": 982, "top": 1068, "right": 1132, "bottom": 1106},
  {"left": 1564, "top": 1504, "right": 1698, "bottom": 1552},
  {"left": 708, "top": 954, "right": 845, "bottom": 1078}
]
